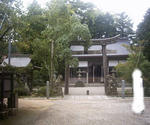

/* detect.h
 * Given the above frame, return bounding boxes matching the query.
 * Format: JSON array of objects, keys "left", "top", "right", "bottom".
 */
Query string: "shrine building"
[{"left": 69, "top": 37, "right": 130, "bottom": 85}]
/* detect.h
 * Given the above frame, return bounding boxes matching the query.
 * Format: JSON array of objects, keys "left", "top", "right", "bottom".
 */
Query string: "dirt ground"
[
  {"left": 0, "top": 98, "right": 53, "bottom": 125},
  {"left": 0, "top": 96, "right": 150, "bottom": 125}
]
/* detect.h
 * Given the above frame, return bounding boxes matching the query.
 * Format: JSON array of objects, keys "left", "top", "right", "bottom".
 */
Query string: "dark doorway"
[
  {"left": 88, "top": 64, "right": 101, "bottom": 83},
  {"left": 94, "top": 65, "right": 101, "bottom": 82}
]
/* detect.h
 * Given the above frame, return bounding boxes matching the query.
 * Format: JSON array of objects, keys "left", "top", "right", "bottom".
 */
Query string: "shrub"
[
  {"left": 36, "top": 86, "right": 46, "bottom": 97},
  {"left": 36, "top": 82, "right": 63, "bottom": 97},
  {"left": 15, "top": 87, "right": 30, "bottom": 96},
  {"left": 75, "top": 81, "right": 85, "bottom": 87},
  {"left": 116, "top": 48, "right": 150, "bottom": 96}
]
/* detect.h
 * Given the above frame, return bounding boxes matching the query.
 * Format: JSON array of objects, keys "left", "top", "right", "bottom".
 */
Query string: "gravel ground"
[{"left": 0, "top": 96, "right": 150, "bottom": 125}]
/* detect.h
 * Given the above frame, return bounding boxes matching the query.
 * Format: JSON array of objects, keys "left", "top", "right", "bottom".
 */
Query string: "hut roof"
[{"left": 1, "top": 54, "right": 31, "bottom": 67}]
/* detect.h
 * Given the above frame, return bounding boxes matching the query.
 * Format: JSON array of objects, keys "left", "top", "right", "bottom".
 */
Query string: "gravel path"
[{"left": 1, "top": 96, "right": 150, "bottom": 125}]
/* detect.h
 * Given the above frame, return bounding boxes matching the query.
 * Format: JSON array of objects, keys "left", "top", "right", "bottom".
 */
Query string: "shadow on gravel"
[{"left": 0, "top": 99, "right": 52, "bottom": 125}]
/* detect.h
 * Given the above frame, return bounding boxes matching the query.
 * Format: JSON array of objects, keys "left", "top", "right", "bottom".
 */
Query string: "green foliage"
[
  {"left": 67, "top": 1, "right": 134, "bottom": 38},
  {"left": 36, "top": 86, "right": 46, "bottom": 97},
  {"left": 115, "top": 12, "right": 134, "bottom": 37},
  {"left": 0, "top": 0, "right": 22, "bottom": 58},
  {"left": 32, "top": 70, "right": 45, "bottom": 87},
  {"left": 0, "top": 42, "right": 8, "bottom": 62},
  {"left": 0, "top": 0, "right": 135, "bottom": 91},
  {"left": 68, "top": 0, "right": 118, "bottom": 38},
  {"left": 93, "top": 13, "right": 117, "bottom": 38},
  {"left": 16, "top": 0, "right": 46, "bottom": 54},
  {"left": 30, "top": 0, "right": 91, "bottom": 82},
  {"left": 68, "top": 0, "right": 97, "bottom": 37},
  {"left": 116, "top": 43, "right": 150, "bottom": 96},
  {"left": 136, "top": 8, "right": 150, "bottom": 95},
  {"left": 116, "top": 61, "right": 134, "bottom": 83},
  {"left": 36, "top": 84, "right": 63, "bottom": 97},
  {"left": 15, "top": 87, "right": 30, "bottom": 96},
  {"left": 137, "top": 8, "right": 150, "bottom": 61}
]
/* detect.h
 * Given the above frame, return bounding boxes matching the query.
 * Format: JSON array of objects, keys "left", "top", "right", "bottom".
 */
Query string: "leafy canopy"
[
  {"left": 31, "top": 0, "right": 91, "bottom": 81},
  {"left": 137, "top": 8, "right": 150, "bottom": 61}
]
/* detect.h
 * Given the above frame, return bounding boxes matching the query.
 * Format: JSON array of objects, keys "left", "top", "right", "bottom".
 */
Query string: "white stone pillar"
[
  {"left": 86, "top": 72, "right": 88, "bottom": 84},
  {"left": 46, "top": 81, "right": 50, "bottom": 99}
]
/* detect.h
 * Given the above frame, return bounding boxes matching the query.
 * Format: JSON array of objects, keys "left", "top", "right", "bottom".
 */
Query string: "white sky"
[{"left": 23, "top": 0, "right": 150, "bottom": 31}]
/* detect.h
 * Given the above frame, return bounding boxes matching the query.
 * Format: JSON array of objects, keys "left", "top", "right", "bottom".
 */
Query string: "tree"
[
  {"left": 137, "top": 8, "right": 150, "bottom": 61},
  {"left": 68, "top": 0, "right": 96, "bottom": 20},
  {"left": 66, "top": 1, "right": 134, "bottom": 39},
  {"left": 115, "top": 12, "right": 134, "bottom": 38},
  {"left": 31, "top": 0, "right": 91, "bottom": 84},
  {"left": 0, "top": 0, "right": 22, "bottom": 59},
  {"left": 93, "top": 13, "right": 117, "bottom": 38},
  {"left": 116, "top": 42, "right": 150, "bottom": 96},
  {"left": 16, "top": 0, "right": 46, "bottom": 54},
  {"left": 66, "top": 0, "right": 98, "bottom": 38}
]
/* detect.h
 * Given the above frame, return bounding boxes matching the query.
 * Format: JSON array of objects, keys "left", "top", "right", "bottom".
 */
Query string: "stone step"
[
  {"left": 67, "top": 83, "right": 104, "bottom": 87},
  {"left": 62, "top": 87, "right": 105, "bottom": 95}
]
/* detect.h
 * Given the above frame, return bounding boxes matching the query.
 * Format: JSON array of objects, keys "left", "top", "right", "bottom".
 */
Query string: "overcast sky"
[{"left": 23, "top": 0, "right": 150, "bottom": 31}]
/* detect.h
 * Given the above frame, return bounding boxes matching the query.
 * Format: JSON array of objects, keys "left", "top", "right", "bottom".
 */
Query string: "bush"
[
  {"left": 15, "top": 87, "right": 30, "bottom": 96},
  {"left": 36, "top": 82, "right": 63, "bottom": 97},
  {"left": 116, "top": 62, "right": 133, "bottom": 83},
  {"left": 75, "top": 81, "right": 85, "bottom": 87},
  {"left": 144, "top": 80, "right": 150, "bottom": 96},
  {"left": 36, "top": 86, "right": 46, "bottom": 97},
  {"left": 116, "top": 49, "right": 150, "bottom": 96},
  {"left": 145, "top": 88, "right": 150, "bottom": 96}
]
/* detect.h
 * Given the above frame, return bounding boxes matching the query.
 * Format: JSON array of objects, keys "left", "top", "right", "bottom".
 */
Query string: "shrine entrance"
[{"left": 88, "top": 64, "right": 102, "bottom": 83}]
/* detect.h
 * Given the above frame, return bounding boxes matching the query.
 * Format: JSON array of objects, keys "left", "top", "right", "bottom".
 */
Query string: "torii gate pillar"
[
  {"left": 102, "top": 44, "right": 108, "bottom": 94},
  {"left": 91, "top": 35, "right": 120, "bottom": 95}
]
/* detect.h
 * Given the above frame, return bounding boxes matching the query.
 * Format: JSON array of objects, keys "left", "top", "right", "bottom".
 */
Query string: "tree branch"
[
  {"left": 0, "top": 14, "right": 6, "bottom": 30},
  {"left": 0, "top": 26, "right": 11, "bottom": 41}
]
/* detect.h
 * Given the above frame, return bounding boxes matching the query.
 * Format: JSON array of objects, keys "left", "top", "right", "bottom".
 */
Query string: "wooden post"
[
  {"left": 101, "top": 65, "right": 103, "bottom": 82},
  {"left": 64, "top": 65, "right": 69, "bottom": 95},
  {"left": 102, "top": 44, "right": 107, "bottom": 94},
  {"left": 86, "top": 72, "right": 88, "bottom": 84},
  {"left": 0, "top": 73, "right": 4, "bottom": 109},
  {"left": 11, "top": 73, "right": 14, "bottom": 107},
  {"left": 93, "top": 65, "right": 95, "bottom": 83},
  {"left": 8, "top": 73, "right": 14, "bottom": 108}
]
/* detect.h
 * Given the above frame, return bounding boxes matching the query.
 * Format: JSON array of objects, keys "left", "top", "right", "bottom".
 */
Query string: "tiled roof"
[
  {"left": 107, "top": 40, "right": 130, "bottom": 55},
  {"left": 70, "top": 46, "right": 84, "bottom": 51},
  {"left": 71, "top": 39, "right": 130, "bottom": 57},
  {"left": 88, "top": 45, "right": 102, "bottom": 51}
]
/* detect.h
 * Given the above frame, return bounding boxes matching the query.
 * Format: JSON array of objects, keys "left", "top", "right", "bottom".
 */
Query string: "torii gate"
[{"left": 65, "top": 34, "right": 120, "bottom": 95}]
